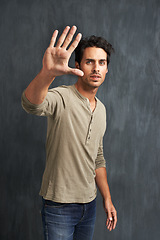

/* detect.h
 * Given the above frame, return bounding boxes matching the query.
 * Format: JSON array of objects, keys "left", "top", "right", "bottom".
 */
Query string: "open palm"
[{"left": 42, "top": 26, "right": 84, "bottom": 77}]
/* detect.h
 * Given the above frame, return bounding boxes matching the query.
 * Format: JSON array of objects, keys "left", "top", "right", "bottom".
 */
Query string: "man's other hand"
[{"left": 103, "top": 198, "right": 117, "bottom": 231}]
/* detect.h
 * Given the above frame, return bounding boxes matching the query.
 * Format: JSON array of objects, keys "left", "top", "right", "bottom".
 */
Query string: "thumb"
[{"left": 68, "top": 67, "right": 84, "bottom": 77}]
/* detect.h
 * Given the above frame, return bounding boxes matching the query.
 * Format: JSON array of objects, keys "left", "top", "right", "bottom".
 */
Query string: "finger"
[
  {"left": 67, "top": 67, "right": 84, "bottom": 77},
  {"left": 108, "top": 222, "right": 112, "bottom": 231},
  {"left": 49, "top": 30, "right": 59, "bottom": 47},
  {"left": 109, "top": 219, "right": 114, "bottom": 231},
  {"left": 106, "top": 218, "right": 109, "bottom": 226},
  {"left": 106, "top": 217, "right": 109, "bottom": 226},
  {"left": 68, "top": 32, "right": 82, "bottom": 54},
  {"left": 106, "top": 211, "right": 113, "bottom": 229},
  {"left": 106, "top": 212, "right": 112, "bottom": 224},
  {"left": 113, "top": 213, "right": 117, "bottom": 229},
  {"left": 106, "top": 219, "right": 112, "bottom": 231},
  {"left": 110, "top": 221, "right": 114, "bottom": 231},
  {"left": 56, "top": 26, "right": 70, "bottom": 48},
  {"left": 62, "top": 25, "right": 77, "bottom": 49}
]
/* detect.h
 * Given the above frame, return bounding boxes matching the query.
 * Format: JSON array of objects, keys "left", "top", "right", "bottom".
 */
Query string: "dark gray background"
[{"left": 0, "top": 0, "right": 160, "bottom": 239}]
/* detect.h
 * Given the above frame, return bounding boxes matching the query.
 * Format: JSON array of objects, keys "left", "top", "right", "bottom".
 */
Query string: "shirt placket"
[{"left": 84, "top": 98, "right": 96, "bottom": 145}]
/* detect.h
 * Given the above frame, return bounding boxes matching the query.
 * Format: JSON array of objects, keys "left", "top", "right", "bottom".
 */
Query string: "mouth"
[{"left": 90, "top": 74, "right": 101, "bottom": 81}]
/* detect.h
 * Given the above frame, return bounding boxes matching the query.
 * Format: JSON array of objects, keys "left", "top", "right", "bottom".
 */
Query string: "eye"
[
  {"left": 86, "top": 60, "right": 92, "bottom": 64},
  {"left": 99, "top": 61, "right": 106, "bottom": 65}
]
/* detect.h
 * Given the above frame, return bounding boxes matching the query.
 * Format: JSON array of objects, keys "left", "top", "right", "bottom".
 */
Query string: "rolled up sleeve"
[{"left": 21, "top": 88, "right": 64, "bottom": 117}]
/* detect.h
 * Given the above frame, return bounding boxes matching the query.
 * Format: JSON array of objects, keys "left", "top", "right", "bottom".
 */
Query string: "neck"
[{"left": 75, "top": 80, "right": 98, "bottom": 102}]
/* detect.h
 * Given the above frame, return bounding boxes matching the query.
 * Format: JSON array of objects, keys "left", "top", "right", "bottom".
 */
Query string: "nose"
[{"left": 92, "top": 61, "right": 100, "bottom": 73}]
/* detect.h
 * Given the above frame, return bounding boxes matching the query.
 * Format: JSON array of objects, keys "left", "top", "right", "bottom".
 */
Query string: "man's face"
[{"left": 76, "top": 47, "right": 108, "bottom": 89}]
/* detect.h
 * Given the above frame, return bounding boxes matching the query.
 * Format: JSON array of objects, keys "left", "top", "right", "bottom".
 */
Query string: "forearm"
[
  {"left": 95, "top": 167, "right": 111, "bottom": 201},
  {"left": 25, "top": 69, "right": 55, "bottom": 105},
  {"left": 95, "top": 167, "right": 117, "bottom": 231}
]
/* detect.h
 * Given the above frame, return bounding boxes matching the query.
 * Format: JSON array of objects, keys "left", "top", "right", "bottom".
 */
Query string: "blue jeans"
[{"left": 41, "top": 198, "right": 96, "bottom": 240}]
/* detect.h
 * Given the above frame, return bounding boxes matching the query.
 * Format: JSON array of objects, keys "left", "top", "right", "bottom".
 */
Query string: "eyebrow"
[{"left": 85, "top": 58, "right": 107, "bottom": 61}]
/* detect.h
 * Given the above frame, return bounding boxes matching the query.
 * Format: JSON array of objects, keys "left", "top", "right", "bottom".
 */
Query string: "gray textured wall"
[{"left": 0, "top": 0, "right": 160, "bottom": 239}]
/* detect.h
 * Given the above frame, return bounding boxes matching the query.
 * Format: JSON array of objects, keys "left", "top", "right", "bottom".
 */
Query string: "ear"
[{"left": 75, "top": 61, "right": 80, "bottom": 69}]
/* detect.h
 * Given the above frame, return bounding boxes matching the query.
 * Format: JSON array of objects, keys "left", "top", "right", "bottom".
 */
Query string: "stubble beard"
[{"left": 82, "top": 76, "right": 103, "bottom": 90}]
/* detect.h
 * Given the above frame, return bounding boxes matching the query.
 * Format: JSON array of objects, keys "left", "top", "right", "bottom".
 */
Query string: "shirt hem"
[{"left": 39, "top": 192, "right": 97, "bottom": 204}]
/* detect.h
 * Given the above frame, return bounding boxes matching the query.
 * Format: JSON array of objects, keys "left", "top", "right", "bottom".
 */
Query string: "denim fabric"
[{"left": 41, "top": 198, "right": 96, "bottom": 240}]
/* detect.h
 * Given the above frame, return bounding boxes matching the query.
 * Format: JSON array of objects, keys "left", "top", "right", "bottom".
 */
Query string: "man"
[{"left": 22, "top": 25, "right": 117, "bottom": 240}]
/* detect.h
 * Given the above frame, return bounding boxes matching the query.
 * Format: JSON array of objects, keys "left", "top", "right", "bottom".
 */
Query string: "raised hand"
[{"left": 42, "top": 26, "right": 84, "bottom": 77}]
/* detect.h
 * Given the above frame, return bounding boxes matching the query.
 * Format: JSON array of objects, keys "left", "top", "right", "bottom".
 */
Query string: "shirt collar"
[{"left": 71, "top": 84, "right": 98, "bottom": 103}]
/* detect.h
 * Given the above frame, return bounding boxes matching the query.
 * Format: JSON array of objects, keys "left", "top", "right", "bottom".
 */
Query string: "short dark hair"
[{"left": 75, "top": 35, "right": 114, "bottom": 66}]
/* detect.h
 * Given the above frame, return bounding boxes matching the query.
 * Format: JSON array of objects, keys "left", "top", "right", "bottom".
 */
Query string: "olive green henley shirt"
[{"left": 21, "top": 85, "right": 106, "bottom": 203}]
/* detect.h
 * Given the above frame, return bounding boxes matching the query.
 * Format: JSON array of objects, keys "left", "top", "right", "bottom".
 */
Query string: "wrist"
[
  {"left": 40, "top": 68, "right": 56, "bottom": 82},
  {"left": 103, "top": 195, "right": 112, "bottom": 203}
]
